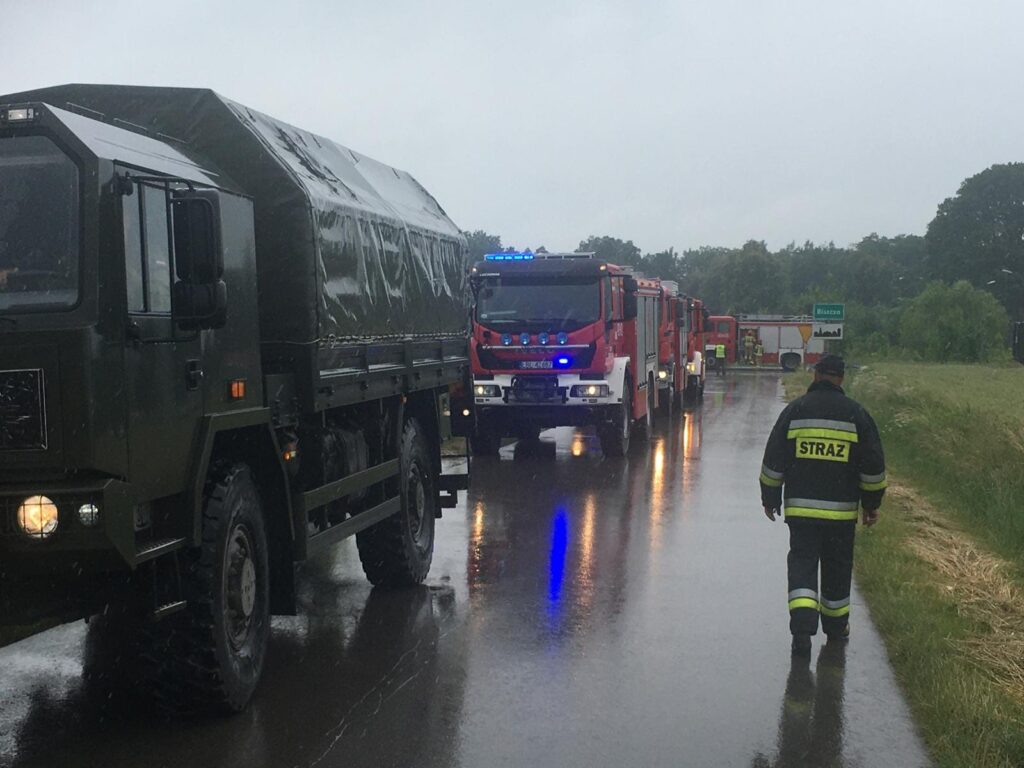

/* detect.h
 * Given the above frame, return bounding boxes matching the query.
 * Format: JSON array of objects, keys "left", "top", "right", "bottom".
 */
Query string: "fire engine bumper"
[{"left": 472, "top": 373, "right": 621, "bottom": 431}]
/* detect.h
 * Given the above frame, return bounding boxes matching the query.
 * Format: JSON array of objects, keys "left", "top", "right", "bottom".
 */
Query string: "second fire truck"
[{"left": 468, "top": 253, "right": 704, "bottom": 457}]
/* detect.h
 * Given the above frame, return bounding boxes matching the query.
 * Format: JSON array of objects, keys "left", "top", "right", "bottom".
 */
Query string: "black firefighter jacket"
[{"left": 759, "top": 380, "right": 886, "bottom": 523}]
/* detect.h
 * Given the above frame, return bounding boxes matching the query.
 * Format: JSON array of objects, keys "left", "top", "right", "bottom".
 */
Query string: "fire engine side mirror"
[{"left": 622, "top": 277, "right": 638, "bottom": 320}]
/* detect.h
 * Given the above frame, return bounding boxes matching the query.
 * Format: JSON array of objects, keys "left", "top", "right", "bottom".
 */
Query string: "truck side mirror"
[
  {"left": 172, "top": 190, "right": 226, "bottom": 329},
  {"left": 622, "top": 277, "right": 638, "bottom": 320}
]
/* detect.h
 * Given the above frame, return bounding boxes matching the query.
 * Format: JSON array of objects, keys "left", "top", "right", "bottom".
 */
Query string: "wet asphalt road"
[{"left": 0, "top": 373, "right": 930, "bottom": 768}]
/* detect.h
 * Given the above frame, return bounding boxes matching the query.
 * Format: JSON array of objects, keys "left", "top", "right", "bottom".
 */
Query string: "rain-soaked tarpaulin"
[{"left": 0, "top": 84, "right": 468, "bottom": 345}]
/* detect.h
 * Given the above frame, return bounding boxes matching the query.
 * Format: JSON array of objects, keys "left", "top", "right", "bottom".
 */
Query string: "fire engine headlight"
[
  {"left": 658, "top": 369, "right": 669, "bottom": 380},
  {"left": 474, "top": 384, "right": 501, "bottom": 397},
  {"left": 686, "top": 361, "right": 700, "bottom": 375},
  {"left": 570, "top": 384, "right": 611, "bottom": 398},
  {"left": 77, "top": 503, "right": 101, "bottom": 528},
  {"left": 17, "top": 495, "right": 59, "bottom": 540}
]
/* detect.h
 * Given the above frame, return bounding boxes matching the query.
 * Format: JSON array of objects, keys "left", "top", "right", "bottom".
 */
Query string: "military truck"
[{"left": 0, "top": 85, "right": 472, "bottom": 712}]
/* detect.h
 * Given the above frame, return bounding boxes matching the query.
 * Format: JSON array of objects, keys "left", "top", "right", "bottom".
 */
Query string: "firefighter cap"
[{"left": 814, "top": 354, "right": 846, "bottom": 376}]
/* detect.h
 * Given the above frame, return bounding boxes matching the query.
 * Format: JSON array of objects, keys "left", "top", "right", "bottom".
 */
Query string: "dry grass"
[{"left": 887, "top": 482, "right": 1024, "bottom": 711}]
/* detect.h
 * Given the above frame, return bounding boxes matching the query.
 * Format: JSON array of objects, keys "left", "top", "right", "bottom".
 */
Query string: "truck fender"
[
  {"left": 189, "top": 408, "right": 296, "bottom": 615},
  {"left": 606, "top": 357, "right": 631, "bottom": 401}
]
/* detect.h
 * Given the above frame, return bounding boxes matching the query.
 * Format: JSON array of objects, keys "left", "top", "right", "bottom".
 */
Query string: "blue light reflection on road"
[{"left": 548, "top": 508, "right": 568, "bottom": 610}]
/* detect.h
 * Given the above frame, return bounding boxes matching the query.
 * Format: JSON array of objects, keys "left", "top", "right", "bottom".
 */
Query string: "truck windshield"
[
  {"left": 0, "top": 136, "right": 80, "bottom": 312},
  {"left": 477, "top": 278, "right": 600, "bottom": 331}
]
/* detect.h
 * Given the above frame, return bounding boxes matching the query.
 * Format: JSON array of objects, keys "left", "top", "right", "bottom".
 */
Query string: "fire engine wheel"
[
  {"left": 146, "top": 462, "right": 270, "bottom": 714},
  {"left": 357, "top": 418, "right": 437, "bottom": 587},
  {"left": 599, "top": 378, "right": 632, "bottom": 457},
  {"left": 683, "top": 378, "right": 700, "bottom": 407}
]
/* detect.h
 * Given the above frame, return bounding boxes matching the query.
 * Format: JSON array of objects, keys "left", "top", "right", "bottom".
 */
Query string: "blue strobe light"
[
  {"left": 501, "top": 333, "right": 512, "bottom": 346},
  {"left": 555, "top": 356, "right": 572, "bottom": 368},
  {"left": 520, "top": 332, "right": 531, "bottom": 345},
  {"left": 484, "top": 252, "right": 535, "bottom": 262},
  {"left": 556, "top": 331, "right": 569, "bottom": 345},
  {"left": 538, "top": 332, "right": 550, "bottom": 345}
]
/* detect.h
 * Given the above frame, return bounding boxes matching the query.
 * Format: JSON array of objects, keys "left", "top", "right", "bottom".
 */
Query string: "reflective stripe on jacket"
[{"left": 759, "top": 379, "right": 886, "bottom": 522}]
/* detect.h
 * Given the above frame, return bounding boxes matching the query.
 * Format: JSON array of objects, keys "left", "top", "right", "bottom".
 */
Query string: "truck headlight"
[
  {"left": 686, "top": 361, "right": 699, "bottom": 375},
  {"left": 570, "top": 384, "right": 611, "bottom": 397},
  {"left": 474, "top": 384, "right": 501, "bottom": 397},
  {"left": 17, "top": 495, "right": 59, "bottom": 539},
  {"left": 658, "top": 369, "right": 669, "bottom": 380}
]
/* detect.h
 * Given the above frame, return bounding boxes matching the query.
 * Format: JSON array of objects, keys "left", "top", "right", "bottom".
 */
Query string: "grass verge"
[{"left": 781, "top": 364, "right": 1024, "bottom": 767}]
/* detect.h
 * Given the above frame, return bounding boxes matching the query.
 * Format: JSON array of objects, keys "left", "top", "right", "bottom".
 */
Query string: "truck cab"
[
  {"left": 0, "top": 102, "right": 259, "bottom": 590},
  {"left": 468, "top": 252, "right": 657, "bottom": 456}
]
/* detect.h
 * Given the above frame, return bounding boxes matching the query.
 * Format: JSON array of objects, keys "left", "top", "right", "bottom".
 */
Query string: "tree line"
[{"left": 466, "top": 163, "right": 1024, "bottom": 363}]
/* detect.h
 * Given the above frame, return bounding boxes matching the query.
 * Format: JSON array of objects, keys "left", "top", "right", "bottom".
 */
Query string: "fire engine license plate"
[{"left": 518, "top": 360, "right": 553, "bottom": 369}]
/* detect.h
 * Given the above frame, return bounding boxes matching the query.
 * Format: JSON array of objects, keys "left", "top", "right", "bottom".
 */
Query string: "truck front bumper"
[{"left": 0, "top": 477, "right": 134, "bottom": 572}]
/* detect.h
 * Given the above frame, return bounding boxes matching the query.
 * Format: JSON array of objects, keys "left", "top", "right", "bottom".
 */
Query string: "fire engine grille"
[
  {"left": 0, "top": 369, "right": 47, "bottom": 451},
  {"left": 478, "top": 344, "right": 596, "bottom": 370}
]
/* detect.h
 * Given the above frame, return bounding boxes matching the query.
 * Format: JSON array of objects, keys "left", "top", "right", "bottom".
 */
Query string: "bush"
[{"left": 899, "top": 281, "right": 1009, "bottom": 362}]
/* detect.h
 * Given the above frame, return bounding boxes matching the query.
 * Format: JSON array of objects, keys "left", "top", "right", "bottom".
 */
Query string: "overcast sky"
[{"left": 3, "top": 0, "right": 1020, "bottom": 253}]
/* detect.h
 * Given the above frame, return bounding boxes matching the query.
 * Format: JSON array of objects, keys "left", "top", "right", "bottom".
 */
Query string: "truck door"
[{"left": 120, "top": 176, "right": 204, "bottom": 502}]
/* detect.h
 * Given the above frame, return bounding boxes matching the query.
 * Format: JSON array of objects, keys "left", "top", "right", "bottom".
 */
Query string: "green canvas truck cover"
[{"left": 0, "top": 84, "right": 468, "bottom": 344}]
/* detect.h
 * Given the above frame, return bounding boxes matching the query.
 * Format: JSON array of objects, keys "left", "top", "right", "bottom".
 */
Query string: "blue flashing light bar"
[{"left": 484, "top": 252, "right": 535, "bottom": 262}]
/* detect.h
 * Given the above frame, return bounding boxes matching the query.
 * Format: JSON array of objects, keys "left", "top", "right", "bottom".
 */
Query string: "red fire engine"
[
  {"left": 705, "top": 314, "right": 825, "bottom": 371},
  {"left": 656, "top": 281, "right": 708, "bottom": 410},
  {"left": 468, "top": 252, "right": 664, "bottom": 457}
]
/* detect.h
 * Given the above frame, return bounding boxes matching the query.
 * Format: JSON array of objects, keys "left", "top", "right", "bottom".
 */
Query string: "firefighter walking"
[{"left": 758, "top": 355, "right": 886, "bottom": 655}]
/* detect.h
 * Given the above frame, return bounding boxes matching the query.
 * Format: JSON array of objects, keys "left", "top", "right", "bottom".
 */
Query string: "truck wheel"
[
  {"left": 357, "top": 418, "right": 436, "bottom": 586},
  {"left": 599, "top": 379, "right": 632, "bottom": 457},
  {"left": 148, "top": 463, "right": 270, "bottom": 714},
  {"left": 470, "top": 428, "right": 501, "bottom": 456},
  {"left": 657, "top": 386, "right": 673, "bottom": 420},
  {"left": 683, "top": 382, "right": 697, "bottom": 407}
]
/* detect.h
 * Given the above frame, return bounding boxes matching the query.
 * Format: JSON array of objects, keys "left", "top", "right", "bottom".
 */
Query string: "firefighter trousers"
[{"left": 787, "top": 521, "right": 855, "bottom": 636}]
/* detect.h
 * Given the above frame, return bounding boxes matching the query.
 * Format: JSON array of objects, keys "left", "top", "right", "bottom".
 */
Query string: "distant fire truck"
[
  {"left": 468, "top": 252, "right": 663, "bottom": 457},
  {"left": 656, "top": 281, "right": 708, "bottom": 409},
  {"left": 705, "top": 315, "right": 825, "bottom": 371}
]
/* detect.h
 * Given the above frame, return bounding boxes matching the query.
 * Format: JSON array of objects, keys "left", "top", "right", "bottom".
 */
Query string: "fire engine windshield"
[
  {"left": 477, "top": 278, "right": 600, "bottom": 331},
  {"left": 0, "top": 136, "right": 80, "bottom": 312}
]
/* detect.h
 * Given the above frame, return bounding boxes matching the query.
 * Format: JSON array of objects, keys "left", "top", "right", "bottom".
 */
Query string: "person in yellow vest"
[
  {"left": 755, "top": 340, "right": 764, "bottom": 367},
  {"left": 715, "top": 343, "right": 727, "bottom": 376}
]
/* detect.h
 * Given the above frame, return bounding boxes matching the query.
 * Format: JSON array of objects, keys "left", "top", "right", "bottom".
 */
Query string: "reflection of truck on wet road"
[
  {"left": 468, "top": 253, "right": 662, "bottom": 457},
  {"left": 0, "top": 85, "right": 472, "bottom": 712},
  {"left": 705, "top": 314, "right": 825, "bottom": 371}
]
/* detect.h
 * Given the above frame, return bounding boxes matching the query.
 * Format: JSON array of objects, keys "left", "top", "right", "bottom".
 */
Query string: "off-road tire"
[
  {"left": 145, "top": 463, "right": 270, "bottom": 714},
  {"left": 356, "top": 418, "right": 437, "bottom": 586},
  {"left": 599, "top": 378, "right": 632, "bottom": 457}
]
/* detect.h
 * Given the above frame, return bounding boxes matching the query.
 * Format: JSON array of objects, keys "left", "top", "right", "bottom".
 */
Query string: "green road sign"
[{"left": 813, "top": 303, "right": 845, "bottom": 322}]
